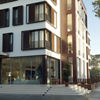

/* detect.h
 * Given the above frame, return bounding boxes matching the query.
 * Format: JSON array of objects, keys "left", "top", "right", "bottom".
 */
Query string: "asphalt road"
[{"left": 0, "top": 94, "right": 89, "bottom": 100}]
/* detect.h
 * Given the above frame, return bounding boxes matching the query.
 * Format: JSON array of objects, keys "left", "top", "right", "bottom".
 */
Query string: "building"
[
  {"left": 61, "top": 0, "right": 91, "bottom": 83},
  {"left": 0, "top": 0, "right": 90, "bottom": 84}
]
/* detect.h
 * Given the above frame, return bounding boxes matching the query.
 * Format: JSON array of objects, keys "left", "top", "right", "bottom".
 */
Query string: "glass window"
[
  {"left": 39, "top": 31, "right": 44, "bottom": 48},
  {"left": 45, "top": 30, "right": 51, "bottom": 50},
  {"left": 3, "top": 33, "right": 13, "bottom": 52},
  {"left": 47, "top": 57, "right": 59, "bottom": 84},
  {"left": 54, "top": 36, "right": 57, "bottom": 52},
  {"left": 5, "top": 9, "right": 9, "bottom": 27},
  {"left": 39, "top": 4, "right": 44, "bottom": 21},
  {"left": 27, "top": 3, "right": 44, "bottom": 23},
  {"left": 35, "top": 31, "right": 39, "bottom": 48},
  {"left": 67, "top": 14, "right": 72, "bottom": 32},
  {"left": 26, "top": 5, "right": 29, "bottom": 23},
  {"left": 14, "top": 8, "right": 18, "bottom": 25},
  {"left": 67, "top": 35, "right": 73, "bottom": 54},
  {"left": 2, "top": 56, "right": 43, "bottom": 84},
  {"left": 67, "top": 0, "right": 72, "bottom": 10},
  {"left": 35, "top": 5, "right": 39, "bottom": 22},
  {"left": 54, "top": 12, "right": 57, "bottom": 28},
  {"left": 22, "top": 30, "right": 45, "bottom": 50},
  {"left": 45, "top": 4, "right": 51, "bottom": 22}
]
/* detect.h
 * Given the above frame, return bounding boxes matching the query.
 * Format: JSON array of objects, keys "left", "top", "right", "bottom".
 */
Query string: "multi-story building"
[
  {"left": 61, "top": 0, "right": 91, "bottom": 83},
  {"left": 0, "top": 0, "right": 90, "bottom": 84}
]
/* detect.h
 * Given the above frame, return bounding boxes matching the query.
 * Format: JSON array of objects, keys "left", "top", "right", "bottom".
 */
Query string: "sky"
[{"left": 83, "top": 0, "right": 100, "bottom": 55}]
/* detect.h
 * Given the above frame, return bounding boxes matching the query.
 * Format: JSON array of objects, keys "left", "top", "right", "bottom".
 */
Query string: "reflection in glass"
[{"left": 2, "top": 56, "right": 43, "bottom": 84}]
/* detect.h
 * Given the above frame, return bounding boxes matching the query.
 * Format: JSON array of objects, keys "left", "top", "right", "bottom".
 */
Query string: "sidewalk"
[
  {"left": 0, "top": 85, "right": 89, "bottom": 100},
  {"left": 87, "top": 86, "right": 100, "bottom": 100}
]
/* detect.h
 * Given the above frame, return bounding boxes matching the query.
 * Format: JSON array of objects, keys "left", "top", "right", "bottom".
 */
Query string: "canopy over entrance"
[{"left": 0, "top": 52, "right": 8, "bottom": 58}]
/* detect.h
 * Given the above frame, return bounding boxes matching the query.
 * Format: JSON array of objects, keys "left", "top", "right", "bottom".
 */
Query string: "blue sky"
[{"left": 83, "top": 0, "right": 100, "bottom": 55}]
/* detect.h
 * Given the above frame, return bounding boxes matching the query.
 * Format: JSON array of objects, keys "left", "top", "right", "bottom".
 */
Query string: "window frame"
[{"left": 2, "top": 33, "right": 13, "bottom": 52}]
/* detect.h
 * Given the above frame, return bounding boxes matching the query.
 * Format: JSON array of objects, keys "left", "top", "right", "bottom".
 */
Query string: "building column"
[
  {"left": 0, "top": 58, "right": 2, "bottom": 84},
  {"left": 42, "top": 56, "right": 47, "bottom": 84}
]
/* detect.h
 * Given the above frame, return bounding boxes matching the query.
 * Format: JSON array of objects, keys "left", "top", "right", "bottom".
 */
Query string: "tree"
[
  {"left": 91, "top": 55, "right": 98, "bottom": 67},
  {"left": 90, "top": 66, "right": 100, "bottom": 78},
  {"left": 92, "top": 0, "right": 100, "bottom": 17},
  {"left": 62, "top": 63, "right": 71, "bottom": 82}
]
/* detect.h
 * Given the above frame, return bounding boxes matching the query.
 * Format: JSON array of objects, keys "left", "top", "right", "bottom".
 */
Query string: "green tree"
[
  {"left": 91, "top": 55, "right": 98, "bottom": 67},
  {"left": 92, "top": 0, "right": 100, "bottom": 17},
  {"left": 90, "top": 66, "right": 100, "bottom": 78},
  {"left": 62, "top": 63, "right": 71, "bottom": 82}
]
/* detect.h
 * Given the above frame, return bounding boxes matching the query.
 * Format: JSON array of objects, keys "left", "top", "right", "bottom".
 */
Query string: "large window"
[
  {"left": 22, "top": 30, "right": 45, "bottom": 50},
  {"left": 47, "top": 57, "right": 59, "bottom": 84},
  {"left": 27, "top": 3, "right": 45, "bottom": 23},
  {"left": 3, "top": 33, "right": 13, "bottom": 52},
  {"left": 13, "top": 6, "right": 23, "bottom": 26},
  {"left": 67, "top": 35, "right": 73, "bottom": 54},
  {"left": 2, "top": 56, "right": 43, "bottom": 84},
  {"left": 67, "top": 0, "right": 72, "bottom": 10},
  {"left": 26, "top": 2, "right": 57, "bottom": 28},
  {"left": 22, "top": 29, "right": 60, "bottom": 53},
  {"left": 0, "top": 9, "right": 9, "bottom": 28},
  {"left": 67, "top": 14, "right": 72, "bottom": 32}
]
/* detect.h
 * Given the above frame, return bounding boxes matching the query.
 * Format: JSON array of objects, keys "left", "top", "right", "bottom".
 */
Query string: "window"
[
  {"left": 45, "top": 3, "right": 51, "bottom": 22},
  {"left": 47, "top": 57, "right": 59, "bottom": 84},
  {"left": 54, "top": 12, "right": 57, "bottom": 28},
  {"left": 0, "top": 0, "right": 17, "bottom": 4},
  {"left": 13, "top": 6, "right": 23, "bottom": 25},
  {"left": 2, "top": 56, "right": 43, "bottom": 84},
  {"left": 27, "top": 2, "right": 57, "bottom": 28},
  {"left": 67, "top": 0, "right": 72, "bottom": 10},
  {"left": 67, "top": 14, "right": 72, "bottom": 32},
  {"left": 52, "top": 0, "right": 57, "bottom": 4},
  {"left": 3, "top": 33, "right": 13, "bottom": 52},
  {"left": 67, "top": 35, "right": 73, "bottom": 54},
  {"left": 39, "top": 4, "right": 44, "bottom": 21},
  {"left": 22, "top": 29, "right": 60, "bottom": 52},
  {"left": 27, "top": 3, "right": 44, "bottom": 23},
  {"left": 46, "top": 4, "right": 57, "bottom": 28},
  {"left": 39, "top": 31, "right": 44, "bottom": 48},
  {"left": 22, "top": 30, "right": 45, "bottom": 50},
  {"left": 0, "top": 9, "right": 9, "bottom": 28},
  {"left": 54, "top": 36, "right": 57, "bottom": 52},
  {"left": 45, "top": 30, "right": 51, "bottom": 50}
]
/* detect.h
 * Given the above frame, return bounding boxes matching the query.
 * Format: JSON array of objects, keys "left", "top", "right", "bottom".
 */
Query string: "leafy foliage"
[
  {"left": 91, "top": 55, "right": 99, "bottom": 67},
  {"left": 90, "top": 66, "right": 100, "bottom": 78},
  {"left": 92, "top": 0, "right": 100, "bottom": 17},
  {"left": 62, "top": 63, "right": 71, "bottom": 82}
]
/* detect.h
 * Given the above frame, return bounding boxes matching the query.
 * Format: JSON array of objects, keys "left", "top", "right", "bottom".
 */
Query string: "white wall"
[
  {"left": 76, "top": 0, "right": 88, "bottom": 79},
  {"left": 0, "top": 0, "right": 61, "bottom": 59}
]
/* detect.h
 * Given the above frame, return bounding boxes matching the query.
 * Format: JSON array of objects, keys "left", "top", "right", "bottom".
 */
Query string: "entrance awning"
[{"left": 0, "top": 52, "right": 8, "bottom": 58}]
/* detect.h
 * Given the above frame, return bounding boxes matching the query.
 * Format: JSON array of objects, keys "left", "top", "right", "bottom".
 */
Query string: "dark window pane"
[
  {"left": 0, "top": 9, "right": 9, "bottom": 28},
  {"left": 3, "top": 33, "right": 13, "bottom": 52},
  {"left": 13, "top": 6, "right": 23, "bottom": 26}
]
